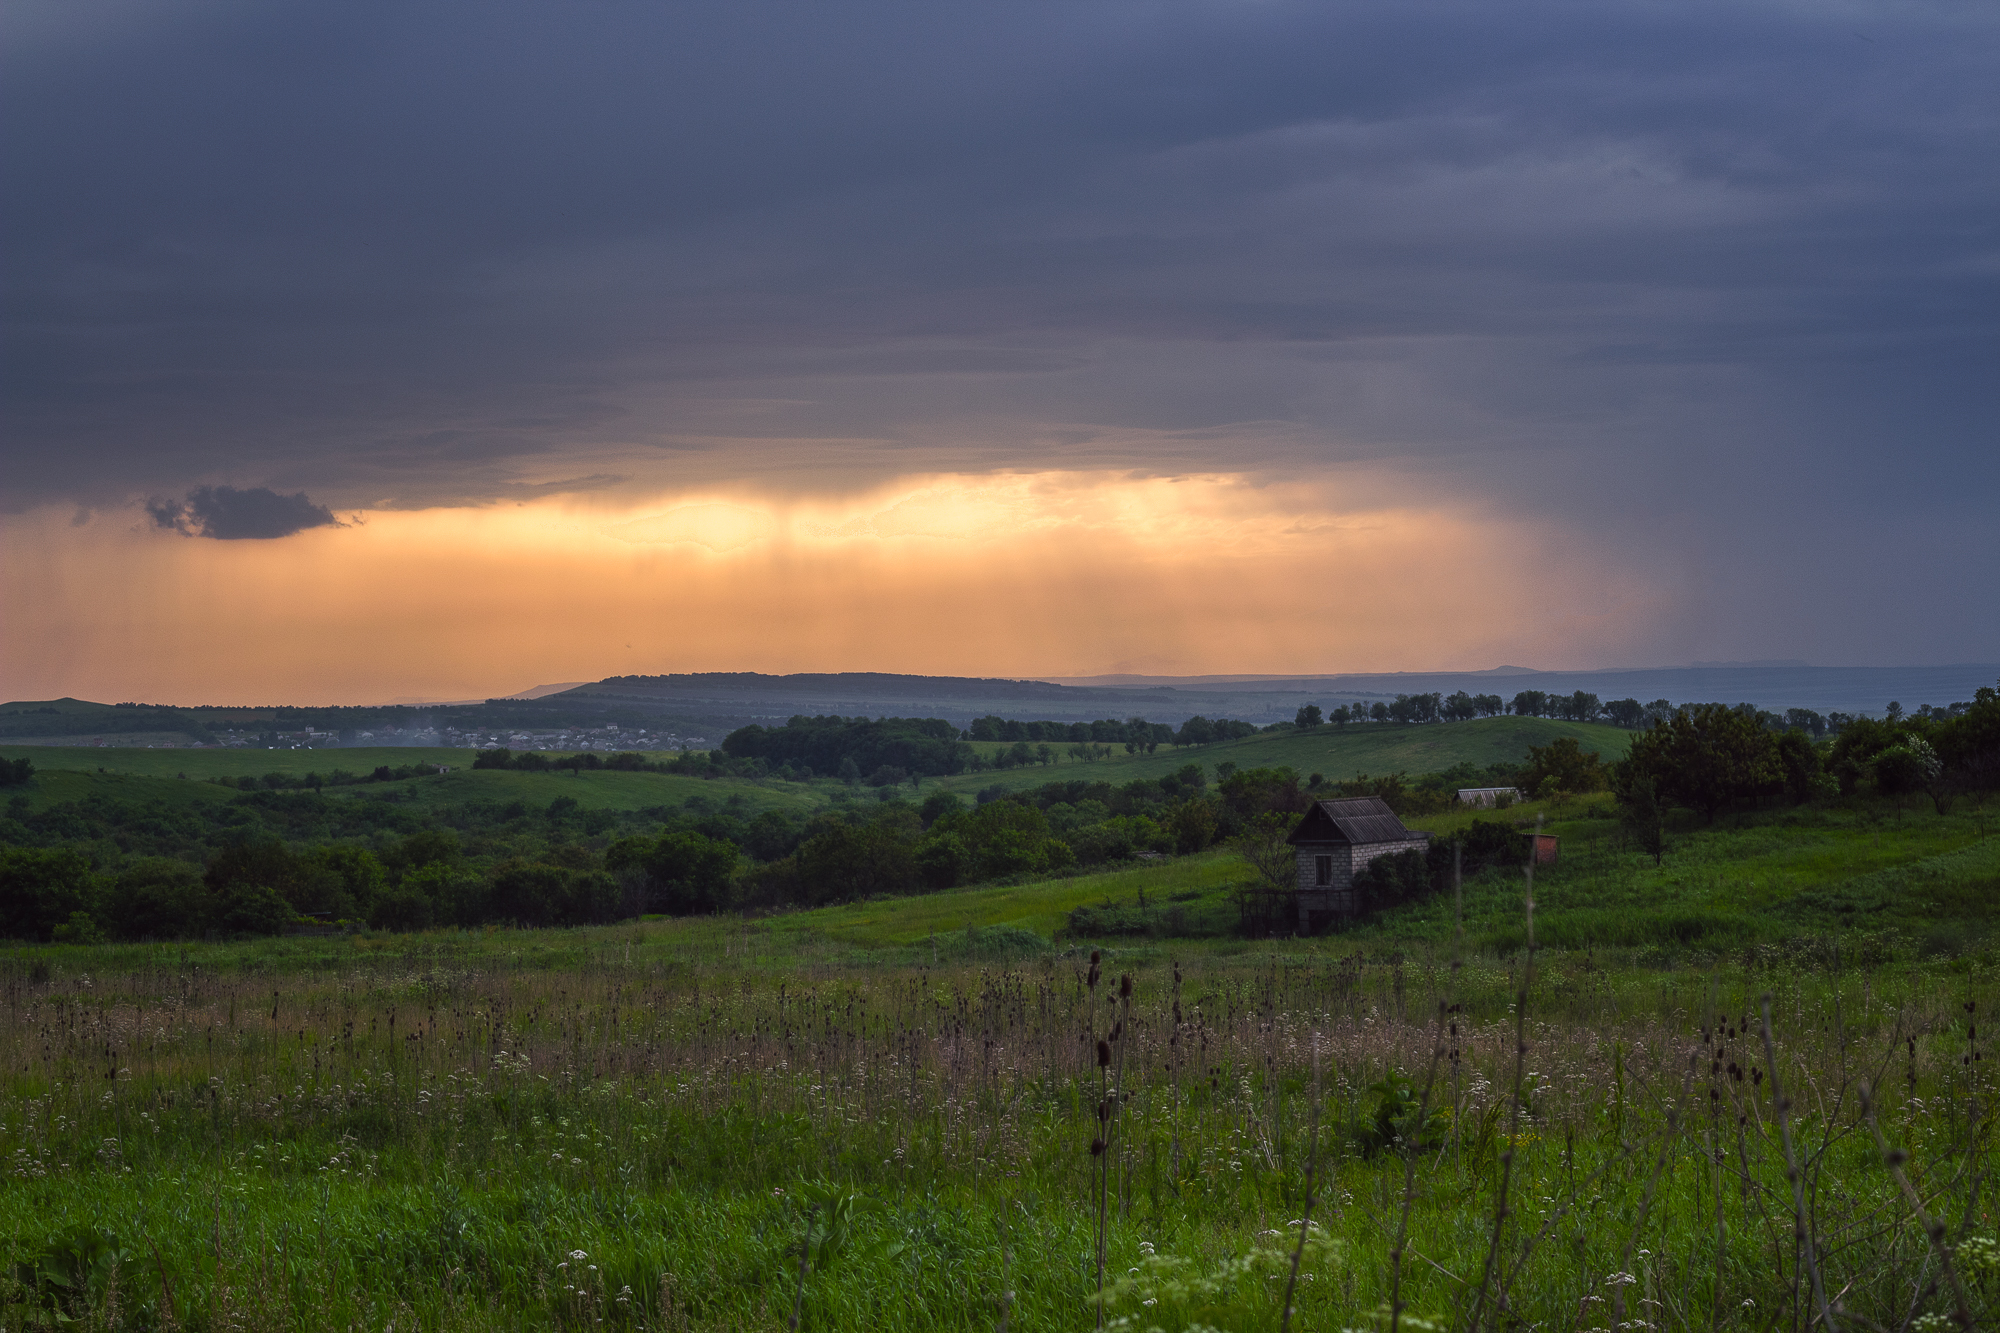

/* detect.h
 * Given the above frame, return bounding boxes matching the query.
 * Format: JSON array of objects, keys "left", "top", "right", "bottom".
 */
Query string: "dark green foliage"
[
  {"left": 1520, "top": 736, "right": 1606, "bottom": 796},
  {"left": 1171, "top": 715, "right": 1257, "bottom": 745},
  {"left": 1214, "top": 766, "right": 1310, "bottom": 821},
  {"left": 10, "top": 1227, "right": 136, "bottom": 1323},
  {"left": 485, "top": 860, "right": 619, "bottom": 926},
  {"left": 1351, "top": 1077, "right": 1450, "bottom": 1156},
  {"left": 914, "top": 831, "right": 970, "bottom": 888},
  {"left": 1352, "top": 848, "right": 1431, "bottom": 913},
  {"left": 1622, "top": 703, "right": 1783, "bottom": 820},
  {"left": 1773, "top": 729, "right": 1825, "bottom": 801},
  {"left": 49, "top": 910, "right": 103, "bottom": 943},
  {"left": 1454, "top": 818, "right": 1528, "bottom": 873},
  {"left": 1933, "top": 682, "right": 2000, "bottom": 787},
  {"left": 366, "top": 877, "right": 437, "bottom": 931},
  {"left": 741, "top": 809, "right": 803, "bottom": 860},
  {"left": 1872, "top": 745, "right": 1927, "bottom": 795},
  {"left": 306, "top": 844, "right": 389, "bottom": 914},
  {"left": 1622, "top": 776, "right": 1665, "bottom": 866},
  {"left": 0, "top": 846, "right": 97, "bottom": 941},
  {"left": 966, "top": 715, "right": 1176, "bottom": 747},
  {"left": 722, "top": 715, "right": 970, "bottom": 778},
  {"left": 103, "top": 857, "right": 210, "bottom": 939},
  {"left": 640, "top": 831, "right": 740, "bottom": 915},
  {"left": 390, "top": 827, "right": 462, "bottom": 875},
  {"left": 211, "top": 878, "right": 295, "bottom": 935},
  {"left": 206, "top": 838, "right": 348, "bottom": 917},
  {"left": 788, "top": 821, "right": 919, "bottom": 905},
  {"left": 917, "top": 791, "right": 962, "bottom": 827},
  {"left": 0, "top": 755, "right": 34, "bottom": 786}
]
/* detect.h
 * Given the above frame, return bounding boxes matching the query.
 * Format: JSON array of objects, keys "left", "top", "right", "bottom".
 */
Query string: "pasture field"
[
  {"left": 2, "top": 758, "right": 821, "bottom": 819},
  {"left": 946, "top": 718, "right": 1634, "bottom": 796},
  {"left": 0, "top": 746, "right": 483, "bottom": 780}
]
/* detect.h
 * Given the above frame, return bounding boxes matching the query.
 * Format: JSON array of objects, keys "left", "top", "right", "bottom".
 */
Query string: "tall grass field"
[{"left": 4, "top": 905, "right": 1996, "bottom": 1331}]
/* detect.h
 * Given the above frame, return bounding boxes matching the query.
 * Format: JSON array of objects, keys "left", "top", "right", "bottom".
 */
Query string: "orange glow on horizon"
[{"left": 1, "top": 471, "right": 1678, "bottom": 705}]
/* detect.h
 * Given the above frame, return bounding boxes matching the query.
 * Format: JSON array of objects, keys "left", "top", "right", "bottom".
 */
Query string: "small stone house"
[
  {"left": 1456, "top": 787, "right": 1521, "bottom": 808},
  {"left": 1284, "top": 796, "right": 1432, "bottom": 931}
]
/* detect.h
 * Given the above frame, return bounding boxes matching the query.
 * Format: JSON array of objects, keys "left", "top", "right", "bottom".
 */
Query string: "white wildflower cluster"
[
  {"left": 1956, "top": 1232, "right": 2000, "bottom": 1281},
  {"left": 1342, "top": 1306, "right": 1447, "bottom": 1332},
  {"left": 1096, "top": 1225, "right": 1344, "bottom": 1333}
]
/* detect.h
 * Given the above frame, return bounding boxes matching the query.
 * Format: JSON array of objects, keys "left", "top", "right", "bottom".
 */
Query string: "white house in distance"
[
  {"left": 1456, "top": 787, "right": 1522, "bottom": 808},
  {"left": 1283, "top": 796, "right": 1432, "bottom": 932}
]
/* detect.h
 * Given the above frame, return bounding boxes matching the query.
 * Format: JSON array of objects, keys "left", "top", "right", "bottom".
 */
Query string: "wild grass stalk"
[
  {"left": 1278, "top": 1042, "right": 1321, "bottom": 1333},
  {"left": 1761, "top": 993, "right": 1837, "bottom": 1333},
  {"left": 1469, "top": 815, "right": 1540, "bottom": 1333},
  {"left": 1608, "top": 1052, "right": 1693, "bottom": 1331},
  {"left": 1114, "top": 973, "right": 1132, "bottom": 1219},
  {"left": 1859, "top": 1080, "right": 1973, "bottom": 1329},
  {"left": 1387, "top": 998, "right": 1447, "bottom": 1333}
]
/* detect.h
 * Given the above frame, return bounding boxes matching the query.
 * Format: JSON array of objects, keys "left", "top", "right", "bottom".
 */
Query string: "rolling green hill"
[
  {"left": 754, "top": 792, "right": 1997, "bottom": 956},
  {"left": 1, "top": 749, "right": 819, "bottom": 816},
  {"left": 7, "top": 715, "right": 1630, "bottom": 809},
  {"left": 942, "top": 715, "right": 1633, "bottom": 795},
  {"left": 0, "top": 744, "right": 476, "bottom": 780}
]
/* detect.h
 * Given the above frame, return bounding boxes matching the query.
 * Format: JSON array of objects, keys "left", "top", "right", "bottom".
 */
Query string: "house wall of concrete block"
[{"left": 1291, "top": 836, "right": 1431, "bottom": 928}]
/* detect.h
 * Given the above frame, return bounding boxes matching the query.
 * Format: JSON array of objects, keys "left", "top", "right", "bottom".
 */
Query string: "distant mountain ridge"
[
  {"left": 9, "top": 663, "right": 1993, "bottom": 749},
  {"left": 1038, "top": 664, "right": 2000, "bottom": 715}
]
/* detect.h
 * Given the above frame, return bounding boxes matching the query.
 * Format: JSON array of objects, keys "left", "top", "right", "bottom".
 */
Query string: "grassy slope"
[
  {"left": 6, "top": 745, "right": 528, "bottom": 779},
  {"left": 759, "top": 793, "right": 2000, "bottom": 955},
  {"left": 5, "top": 760, "right": 820, "bottom": 817},
  {"left": 759, "top": 851, "right": 1246, "bottom": 947},
  {"left": 942, "top": 716, "right": 1633, "bottom": 795},
  {"left": 394, "top": 768, "right": 822, "bottom": 814}
]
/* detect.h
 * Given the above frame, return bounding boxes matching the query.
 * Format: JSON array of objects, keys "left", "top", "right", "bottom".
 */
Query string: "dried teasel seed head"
[
  {"left": 1090, "top": 1138, "right": 1106, "bottom": 1155},
  {"left": 1096, "top": 1040, "right": 1112, "bottom": 1067},
  {"left": 1090, "top": 951, "right": 1101, "bottom": 965},
  {"left": 1119, "top": 975, "right": 1132, "bottom": 998}
]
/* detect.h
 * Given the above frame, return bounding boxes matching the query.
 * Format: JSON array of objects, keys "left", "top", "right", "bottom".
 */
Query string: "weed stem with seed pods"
[
  {"left": 1761, "top": 994, "right": 1837, "bottom": 1333},
  {"left": 1860, "top": 1080, "right": 1973, "bottom": 1330},
  {"left": 1115, "top": 973, "right": 1132, "bottom": 1219},
  {"left": 1279, "top": 1042, "right": 1322, "bottom": 1333}
]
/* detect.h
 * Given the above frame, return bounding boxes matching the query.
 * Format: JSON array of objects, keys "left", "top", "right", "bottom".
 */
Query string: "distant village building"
[
  {"left": 1274, "top": 796, "right": 1432, "bottom": 933},
  {"left": 1457, "top": 787, "right": 1521, "bottom": 808},
  {"left": 1525, "top": 832, "right": 1559, "bottom": 865}
]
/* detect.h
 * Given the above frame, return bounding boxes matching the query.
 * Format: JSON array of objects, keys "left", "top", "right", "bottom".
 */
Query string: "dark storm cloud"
[
  {"left": 3, "top": 1, "right": 1997, "bottom": 656},
  {"left": 147, "top": 486, "right": 341, "bottom": 540}
]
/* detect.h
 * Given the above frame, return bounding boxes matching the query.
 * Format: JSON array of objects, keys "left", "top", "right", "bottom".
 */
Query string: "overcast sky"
[{"left": 4, "top": 1, "right": 1996, "bottom": 700}]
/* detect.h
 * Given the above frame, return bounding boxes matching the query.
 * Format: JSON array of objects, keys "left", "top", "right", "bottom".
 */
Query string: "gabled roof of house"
[{"left": 1286, "top": 796, "right": 1421, "bottom": 846}]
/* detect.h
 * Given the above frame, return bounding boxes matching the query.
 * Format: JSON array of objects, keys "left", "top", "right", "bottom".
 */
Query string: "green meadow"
[
  {"left": 946, "top": 717, "right": 1634, "bottom": 795},
  {"left": 6, "top": 720, "right": 2000, "bottom": 1331},
  {"left": 5, "top": 871, "right": 1997, "bottom": 1332}
]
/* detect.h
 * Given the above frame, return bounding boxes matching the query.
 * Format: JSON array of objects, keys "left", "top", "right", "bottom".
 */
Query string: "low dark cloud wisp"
[{"left": 146, "top": 486, "right": 341, "bottom": 540}]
